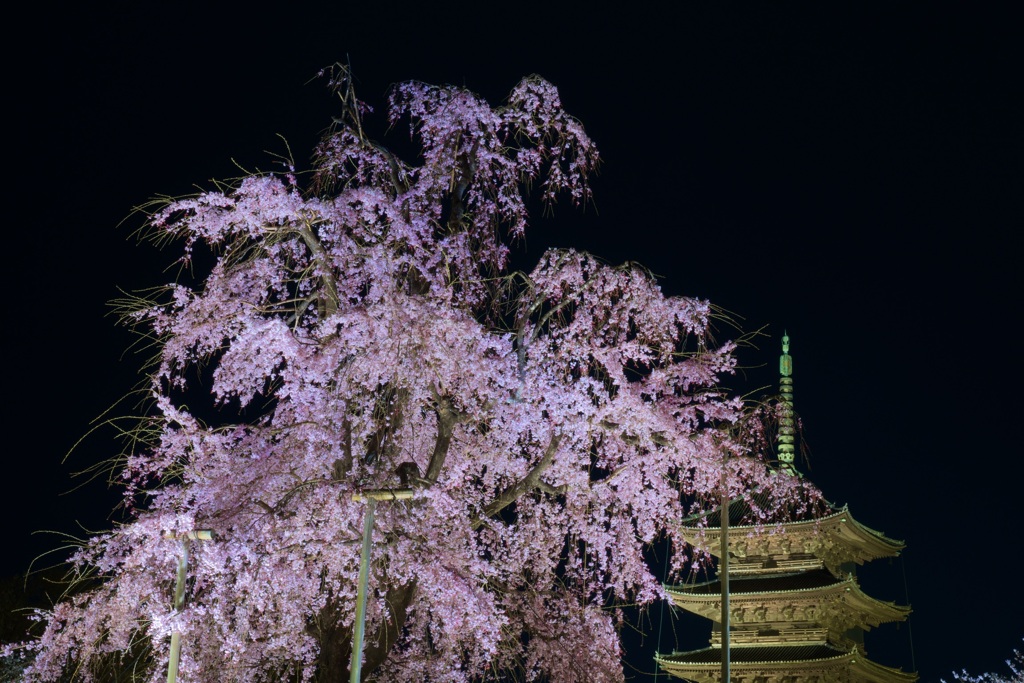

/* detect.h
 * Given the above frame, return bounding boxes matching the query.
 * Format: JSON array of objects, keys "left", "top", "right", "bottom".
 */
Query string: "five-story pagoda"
[{"left": 655, "top": 335, "right": 917, "bottom": 683}]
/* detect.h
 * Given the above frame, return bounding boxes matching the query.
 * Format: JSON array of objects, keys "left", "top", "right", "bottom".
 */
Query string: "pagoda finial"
[{"left": 777, "top": 332, "right": 798, "bottom": 475}]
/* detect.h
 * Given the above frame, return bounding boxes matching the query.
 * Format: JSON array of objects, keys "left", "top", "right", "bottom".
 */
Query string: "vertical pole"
[
  {"left": 162, "top": 530, "right": 212, "bottom": 683},
  {"left": 167, "top": 540, "right": 189, "bottom": 683},
  {"left": 720, "top": 463, "right": 730, "bottom": 683},
  {"left": 350, "top": 496, "right": 377, "bottom": 683}
]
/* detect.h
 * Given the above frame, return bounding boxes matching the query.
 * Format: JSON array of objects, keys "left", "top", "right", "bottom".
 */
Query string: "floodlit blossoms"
[
  {"left": 12, "top": 68, "right": 811, "bottom": 682},
  {"left": 946, "top": 641, "right": 1024, "bottom": 683}
]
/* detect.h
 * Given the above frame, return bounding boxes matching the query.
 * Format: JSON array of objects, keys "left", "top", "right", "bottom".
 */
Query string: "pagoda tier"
[
  {"left": 680, "top": 503, "right": 905, "bottom": 577},
  {"left": 655, "top": 643, "right": 919, "bottom": 683},
  {"left": 665, "top": 568, "right": 911, "bottom": 649}
]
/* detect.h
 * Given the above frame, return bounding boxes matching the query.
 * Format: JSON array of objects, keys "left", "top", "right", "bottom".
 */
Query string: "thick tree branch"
[
  {"left": 424, "top": 391, "right": 460, "bottom": 484},
  {"left": 472, "top": 433, "right": 562, "bottom": 529},
  {"left": 296, "top": 222, "right": 341, "bottom": 318},
  {"left": 332, "top": 415, "right": 354, "bottom": 482}
]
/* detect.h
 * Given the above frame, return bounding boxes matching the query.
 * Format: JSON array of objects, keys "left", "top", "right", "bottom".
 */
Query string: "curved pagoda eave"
[
  {"left": 680, "top": 504, "right": 904, "bottom": 569},
  {"left": 665, "top": 572, "right": 910, "bottom": 629},
  {"left": 655, "top": 644, "right": 918, "bottom": 683}
]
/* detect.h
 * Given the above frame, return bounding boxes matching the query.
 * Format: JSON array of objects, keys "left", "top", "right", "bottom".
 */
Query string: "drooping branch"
[
  {"left": 359, "top": 580, "right": 418, "bottom": 680},
  {"left": 364, "top": 386, "right": 410, "bottom": 465}
]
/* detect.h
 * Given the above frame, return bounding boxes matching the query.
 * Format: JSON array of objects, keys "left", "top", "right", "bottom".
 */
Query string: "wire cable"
[{"left": 900, "top": 552, "right": 917, "bottom": 672}]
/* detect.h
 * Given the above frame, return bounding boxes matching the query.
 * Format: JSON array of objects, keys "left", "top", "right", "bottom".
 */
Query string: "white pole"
[
  {"left": 349, "top": 497, "right": 376, "bottom": 683},
  {"left": 719, "top": 467, "right": 730, "bottom": 683},
  {"left": 166, "top": 540, "right": 188, "bottom": 683},
  {"left": 348, "top": 489, "right": 413, "bottom": 682},
  {"left": 164, "top": 530, "right": 213, "bottom": 683}
]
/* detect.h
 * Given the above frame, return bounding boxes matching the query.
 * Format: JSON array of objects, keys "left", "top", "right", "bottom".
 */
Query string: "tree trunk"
[
  {"left": 360, "top": 581, "right": 418, "bottom": 678},
  {"left": 314, "top": 580, "right": 418, "bottom": 681},
  {"left": 314, "top": 601, "right": 353, "bottom": 682}
]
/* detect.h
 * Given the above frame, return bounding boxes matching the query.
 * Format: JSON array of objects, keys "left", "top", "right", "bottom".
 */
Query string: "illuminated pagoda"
[{"left": 655, "top": 335, "right": 916, "bottom": 683}]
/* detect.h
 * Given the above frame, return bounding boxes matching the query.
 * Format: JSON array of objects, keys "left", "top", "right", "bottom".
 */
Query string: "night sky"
[{"left": 6, "top": 4, "right": 1021, "bottom": 681}]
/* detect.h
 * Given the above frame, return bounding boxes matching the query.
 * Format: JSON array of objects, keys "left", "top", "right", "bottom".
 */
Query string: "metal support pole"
[
  {"left": 164, "top": 530, "right": 213, "bottom": 683},
  {"left": 720, "top": 465, "right": 730, "bottom": 683},
  {"left": 349, "top": 489, "right": 412, "bottom": 683},
  {"left": 167, "top": 540, "right": 189, "bottom": 683},
  {"left": 349, "top": 496, "right": 377, "bottom": 683}
]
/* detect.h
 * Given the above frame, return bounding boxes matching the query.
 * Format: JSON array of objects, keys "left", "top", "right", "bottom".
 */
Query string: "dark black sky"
[{"left": 6, "top": 3, "right": 1021, "bottom": 681}]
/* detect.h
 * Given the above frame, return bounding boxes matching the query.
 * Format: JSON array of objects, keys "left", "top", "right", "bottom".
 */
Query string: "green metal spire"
[{"left": 777, "top": 332, "right": 798, "bottom": 475}]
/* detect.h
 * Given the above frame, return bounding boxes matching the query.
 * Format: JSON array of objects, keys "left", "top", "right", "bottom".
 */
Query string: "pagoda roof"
[
  {"left": 665, "top": 569, "right": 911, "bottom": 629},
  {"left": 681, "top": 503, "right": 904, "bottom": 569},
  {"left": 656, "top": 643, "right": 918, "bottom": 683},
  {"left": 659, "top": 643, "right": 848, "bottom": 663},
  {"left": 817, "top": 503, "right": 904, "bottom": 555}
]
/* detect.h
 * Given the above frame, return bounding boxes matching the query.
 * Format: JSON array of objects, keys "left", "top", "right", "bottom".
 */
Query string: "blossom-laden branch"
[{"left": 945, "top": 640, "right": 1024, "bottom": 683}]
